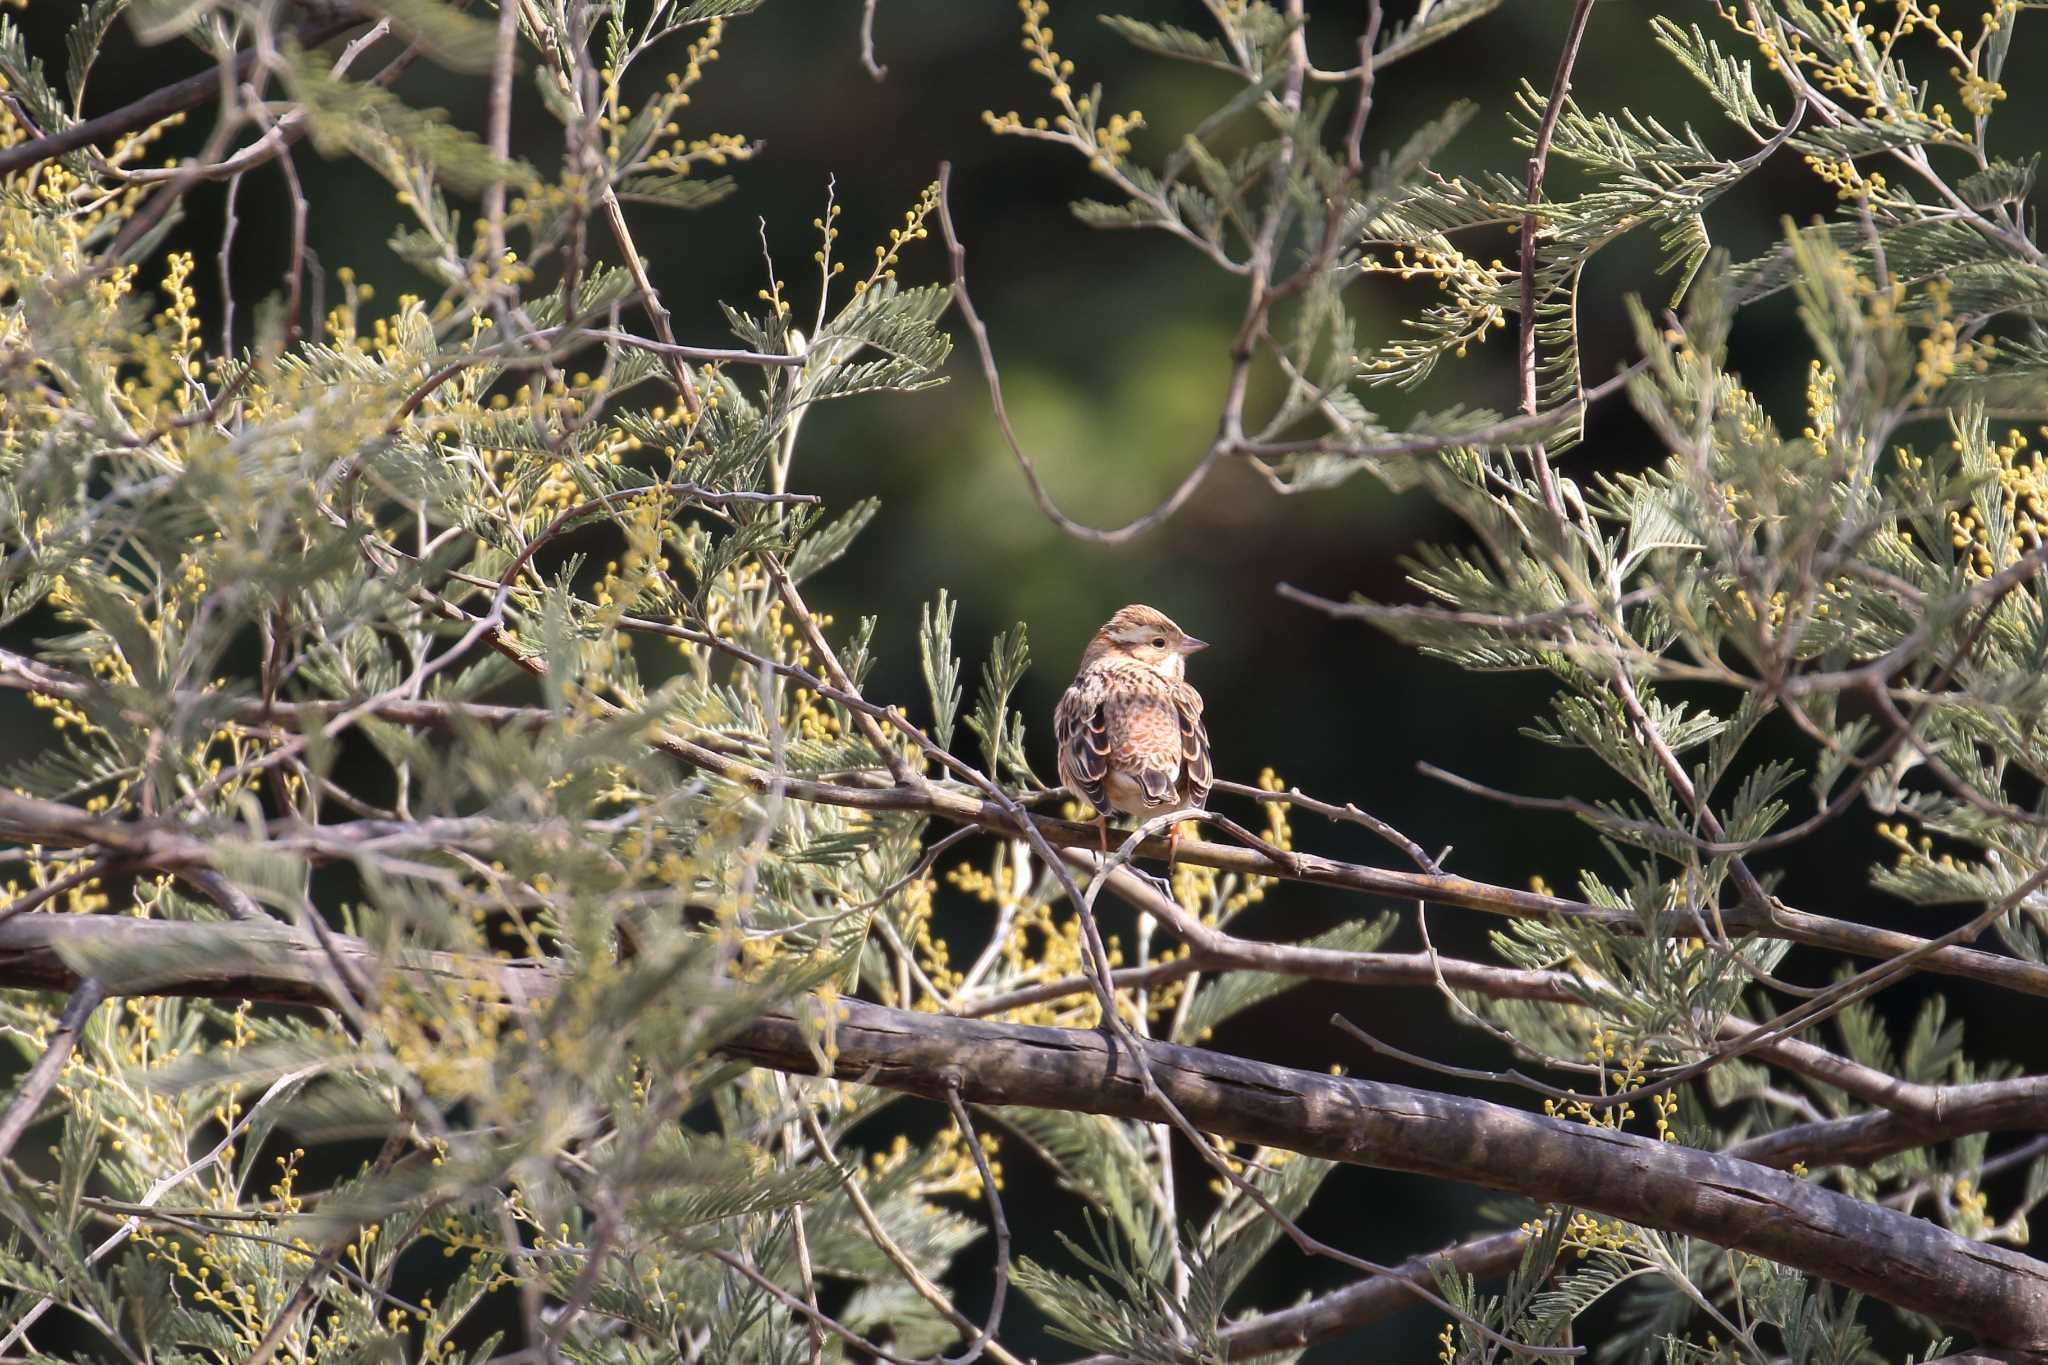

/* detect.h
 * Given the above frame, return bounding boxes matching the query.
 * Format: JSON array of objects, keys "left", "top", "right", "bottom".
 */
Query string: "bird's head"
[{"left": 1080, "top": 604, "right": 1208, "bottom": 680}]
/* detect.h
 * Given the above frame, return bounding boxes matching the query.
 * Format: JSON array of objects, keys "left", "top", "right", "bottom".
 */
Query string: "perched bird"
[{"left": 1054, "top": 604, "right": 1213, "bottom": 862}]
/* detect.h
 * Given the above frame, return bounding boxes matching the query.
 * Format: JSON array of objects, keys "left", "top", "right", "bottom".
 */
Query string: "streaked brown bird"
[{"left": 1054, "top": 604, "right": 1213, "bottom": 862}]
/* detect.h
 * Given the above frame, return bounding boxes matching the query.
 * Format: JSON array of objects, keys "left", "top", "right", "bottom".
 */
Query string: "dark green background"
[{"left": 10, "top": 0, "right": 2048, "bottom": 1356}]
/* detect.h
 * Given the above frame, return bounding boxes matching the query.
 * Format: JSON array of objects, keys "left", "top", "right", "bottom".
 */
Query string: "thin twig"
[
  {"left": 941, "top": 1084, "right": 1010, "bottom": 1365},
  {"left": 0, "top": 12, "right": 371, "bottom": 177},
  {"left": 1516, "top": 0, "right": 1598, "bottom": 516},
  {"left": 936, "top": 163, "right": 1227, "bottom": 544},
  {"left": 601, "top": 191, "right": 704, "bottom": 420},
  {"left": 0, "top": 978, "right": 106, "bottom": 1163},
  {"left": 800, "top": 1106, "right": 1032, "bottom": 1365},
  {"left": 859, "top": 0, "right": 888, "bottom": 80}
]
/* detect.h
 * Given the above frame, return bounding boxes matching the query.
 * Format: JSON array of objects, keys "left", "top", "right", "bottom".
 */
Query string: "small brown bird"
[{"left": 1054, "top": 604, "right": 1213, "bottom": 862}]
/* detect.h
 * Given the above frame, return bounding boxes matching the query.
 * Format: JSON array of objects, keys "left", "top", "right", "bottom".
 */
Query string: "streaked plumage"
[{"left": 1054, "top": 606, "right": 1212, "bottom": 843}]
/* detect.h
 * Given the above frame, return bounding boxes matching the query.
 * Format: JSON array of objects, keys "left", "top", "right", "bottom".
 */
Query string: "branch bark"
[
  {"left": 4, "top": 913, "right": 2046, "bottom": 1349},
  {"left": 722, "top": 1008, "right": 2048, "bottom": 1351}
]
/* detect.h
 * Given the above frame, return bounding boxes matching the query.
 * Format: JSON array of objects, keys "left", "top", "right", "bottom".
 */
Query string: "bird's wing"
[
  {"left": 1174, "top": 680, "right": 1213, "bottom": 810},
  {"left": 1054, "top": 672, "right": 1112, "bottom": 812}
]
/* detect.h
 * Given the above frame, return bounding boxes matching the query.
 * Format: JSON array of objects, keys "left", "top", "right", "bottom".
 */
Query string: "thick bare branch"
[{"left": 3, "top": 913, "right": 2046, "bottom": 1348}]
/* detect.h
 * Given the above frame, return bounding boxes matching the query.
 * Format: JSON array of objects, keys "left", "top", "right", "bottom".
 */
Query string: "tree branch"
[
  {"left": 6, "top": 640, "right": 2045, "bottom": 1000},
  {"left": 0, "top": 11, "right": 374, "bottom": 178},
  {"left": 0, "top": 976, "right": 106, "bottom": 1162},
  {"left": 3, "top": 913, "right": 2046, "bottom": 1348},
  {"left": 1064, "top": 1230, "right": 1531, "bottom": 1365}
]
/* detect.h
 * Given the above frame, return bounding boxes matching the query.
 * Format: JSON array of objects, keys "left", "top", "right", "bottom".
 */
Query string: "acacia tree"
[{"left": 3, "top": 0, "right": 2048, "bottom": 1360}]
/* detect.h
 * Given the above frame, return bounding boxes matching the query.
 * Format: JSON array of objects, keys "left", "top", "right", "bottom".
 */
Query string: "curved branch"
[
  {"left": 936, "top": 163, "right": 1231, "bottom": 545},
  {"left": 3, "top": 913, "right": 2047, "bottom": 1349}
]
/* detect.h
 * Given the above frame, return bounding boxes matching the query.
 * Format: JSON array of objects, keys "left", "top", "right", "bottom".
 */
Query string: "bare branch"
[
  {"left": 5, "top": 913, "right": 2046, "bottom": 1349},
  {"left": 0, "top": 11, "right": 372, "bottom": 178},
  {"left": 0, "top": 977, "right": 106, "bottom": 1162},
  {"left": 936, "top": 163, "right": 1229, "bottom": 545},
  {"left": 6, "top": 646, "right": 2045, "bottom": 1000},
  {"left": 859, "top": 0, "right": 888, "bottom": 81},
  {"left": 1064, "top": 1230, "right": 1531, "bottom": 1365}
]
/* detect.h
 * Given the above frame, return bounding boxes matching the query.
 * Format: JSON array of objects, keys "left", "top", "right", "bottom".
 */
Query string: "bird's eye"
[{"left": 1151, "top": 637, "right": 1167, "bottom": 648}]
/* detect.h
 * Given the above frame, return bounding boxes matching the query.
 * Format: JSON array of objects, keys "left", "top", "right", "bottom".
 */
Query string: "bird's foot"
[{"left": 1138, "top": 867, "right": 1176, "bottom": 902}]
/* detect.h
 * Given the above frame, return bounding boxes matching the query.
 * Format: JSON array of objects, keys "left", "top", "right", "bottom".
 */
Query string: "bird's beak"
[{"left": 1178, "top": 636, "right": 1209, "bottom": 654}]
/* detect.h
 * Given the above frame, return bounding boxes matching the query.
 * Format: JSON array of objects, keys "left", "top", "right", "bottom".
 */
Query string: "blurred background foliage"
[{"left": 9, "top": 0, "right": 2048, "bottom": 1355}]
